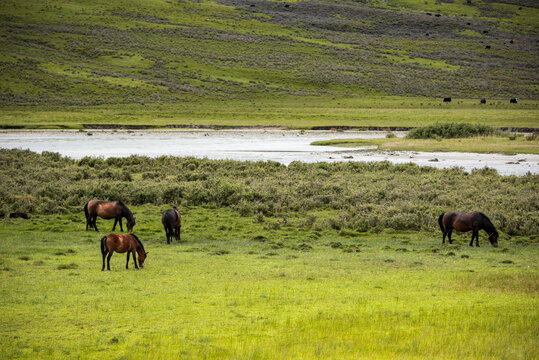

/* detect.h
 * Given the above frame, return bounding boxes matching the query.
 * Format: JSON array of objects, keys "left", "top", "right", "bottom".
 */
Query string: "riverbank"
[
  {"left": 1, "top": 130, "right": 538, "bottom": 175},
  {"left": 312, "top": 136, "right": 539, "bottom": 155}
]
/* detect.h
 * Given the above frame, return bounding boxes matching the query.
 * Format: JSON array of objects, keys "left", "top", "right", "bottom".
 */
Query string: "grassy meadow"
[
  {"left": 1, "top": 206, "right": 538, "bottom": 360},
  {"left": 0, "top": 97, "right": 538, "bottom": 130},
  {"left": 1, "top": 0, "right": 538, "bottom": 358},
  {"left": 0, "top": 149, "right": 538, "bottom": 358}
]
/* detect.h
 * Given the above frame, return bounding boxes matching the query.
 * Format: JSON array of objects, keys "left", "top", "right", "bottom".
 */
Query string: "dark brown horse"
[
  {"left": 101, "top": 233, "right": 147, "bottom": 271},
  {"left": 162, "top": 207, "right": 182, "bottom": 244},
  {"left": 85, "top": 200, "right": 135, "bottom": 232},
  {"left": 438, "top": 211, "right": 499, "bottom": 247}
]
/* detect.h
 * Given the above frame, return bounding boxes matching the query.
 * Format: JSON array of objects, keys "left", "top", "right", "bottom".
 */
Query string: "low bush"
[
  {"left": 406, "top": 123, "right": 498, "bottom": 139},
  {"left": 0, "top": 149, "right": 537, "bottom": 235}
]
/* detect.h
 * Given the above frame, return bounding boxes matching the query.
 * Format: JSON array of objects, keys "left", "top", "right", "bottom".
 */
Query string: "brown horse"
[
  {"left": 438, "top": 211, "right": 499, "bottom": 247},
  {"left": 101, "top": 233, "right": 147, "bottom": 271},
  {"left": 85, "top": 200, "right": 135, "bottom": 232},
  {"left": 162, "top": 207, "right": 182, "bottom": 244}
]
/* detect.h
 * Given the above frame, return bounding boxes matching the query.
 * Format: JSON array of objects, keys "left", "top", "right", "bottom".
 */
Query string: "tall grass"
[{"left": 1, "top": 149, "right": 537, "bottom": 236}]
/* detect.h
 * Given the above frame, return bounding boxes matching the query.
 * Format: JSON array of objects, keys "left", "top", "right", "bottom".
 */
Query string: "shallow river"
[{"left": 0, "top": 129, "right": 537, "bottom": 176}]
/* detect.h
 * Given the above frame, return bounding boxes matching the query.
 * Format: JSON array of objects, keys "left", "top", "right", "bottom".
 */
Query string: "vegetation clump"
[
  {"left": 0, "top": 149, "right": 537, "bottom": 236},
  {"left": 406, "top": 123, "right": 498, "bottom": 139}
]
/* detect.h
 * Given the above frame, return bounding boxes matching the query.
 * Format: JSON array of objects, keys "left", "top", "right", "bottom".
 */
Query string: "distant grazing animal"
[
  {"left": 443, "top": 97, "right": 452, "bottom": 102},
  {"left": 438, "top": 211, "right": 498, "bottom": 247},
  {"left": 480, "top": 99, "right": 486, "bottom": 104},
  {"left": 101, "top": 233, "right": 147, "bottom": 271},
  {"left": 510, "top": 98, "right": 518, "bottom": 103},
  {"left": 85, "top": 200, "right": 135, "bottom": 232},
  {"left": 162, "top": 207, "right": 182, "bottom": 244},
  {"left": 9, "top": 212, "right": 30, "bottom": 219}
]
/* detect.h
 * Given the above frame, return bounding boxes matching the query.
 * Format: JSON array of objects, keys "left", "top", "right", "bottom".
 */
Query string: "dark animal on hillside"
[
  {"left": 480, "top": 99, "right": 486, "bottom": 104},
  {"left": 84, "top": 200, "right": 135, "bottom": 232},
  {"left": 510, "top": 98, "right": 518, "bottom": 103},
  {"left": 162, "top": 207, "right": 182, "bottom": 244},
  {"left": 101, "top": 233, "right": 147, "bottom": 271},
  {"left": 10, "top": 212, "right": 30, "bottom": 219},
  {"left": 443, "top": 97, "right": 452, "bottom": 102},
  {"left": 438, "top": 211, "right": 498, "bottom": 247}
]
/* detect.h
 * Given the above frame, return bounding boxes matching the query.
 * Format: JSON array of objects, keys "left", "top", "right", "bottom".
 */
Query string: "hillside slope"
[{"left": 0, "top": 0, "right": 537, "bottom": 106}]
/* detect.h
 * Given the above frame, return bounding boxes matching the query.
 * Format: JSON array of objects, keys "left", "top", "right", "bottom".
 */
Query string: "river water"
[{"left": 0, "top": 129, "right": 537, "bottom": 176}]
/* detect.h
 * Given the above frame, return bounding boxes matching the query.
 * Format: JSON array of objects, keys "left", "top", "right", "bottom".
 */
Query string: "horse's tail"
[
  {"left": 84, "top": 202, "right": 89, "bottom": 222},
  {"left": 438, "top": 213, "right": 445, "bottom": 233},
  {"left": 100, "top": 235, "right": 108, "bottom": 255}
]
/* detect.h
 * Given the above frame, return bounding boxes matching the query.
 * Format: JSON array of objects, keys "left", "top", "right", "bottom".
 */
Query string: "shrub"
[
  {"left": 0, "top": 149, "right": 537, "bottom": 236},
  {"left": 406, "top": 123, "right": 498, "bottom": 139}
]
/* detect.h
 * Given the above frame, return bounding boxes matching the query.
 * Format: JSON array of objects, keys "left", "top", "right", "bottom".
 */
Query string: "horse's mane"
[
  {"left": 118, "top": 200, "right": 133, "bottom": 219},
  {"left": 130, "top": 233, "right": 145, "bottom": 252},
  {"left": 479, "top": 212, "right": 498, "bottom": 234}
]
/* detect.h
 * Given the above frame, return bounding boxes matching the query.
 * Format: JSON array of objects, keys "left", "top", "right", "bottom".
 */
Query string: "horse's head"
[
  {"left": 138, "top": 251, "right": 148, "bottom": 268},
  {"left": 127, "top": 217, "right": 136, "bottom": 233},
  {"left": 489, "top": 232, "right": 499, "bottom": 247}
]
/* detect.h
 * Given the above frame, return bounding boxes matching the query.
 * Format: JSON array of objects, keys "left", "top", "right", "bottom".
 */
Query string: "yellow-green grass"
[
  {"left": 312, "top": 136, "right": 539, "bottom": 155},
  {"left": 1, "top": 97, "right": 537, "bottom": 129},
  {"left": 1, "top": 206, "right": 537, "bottom": 359}
]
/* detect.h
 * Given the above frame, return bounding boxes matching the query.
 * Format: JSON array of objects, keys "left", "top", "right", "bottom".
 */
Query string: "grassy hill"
[{"left": 0, "top": 0, "right": 537, "bottom": 127}]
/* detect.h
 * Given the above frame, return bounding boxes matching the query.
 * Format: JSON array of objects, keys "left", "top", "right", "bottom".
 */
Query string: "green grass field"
[
  {"left": 1, "top": 206, "right": 537, "bottom": 359},
  {"left": 312, "top": 135, "right": 539, "bottom": 154},
  {"left": 1, "top": 97, "right": 537, "bottom": 129}
]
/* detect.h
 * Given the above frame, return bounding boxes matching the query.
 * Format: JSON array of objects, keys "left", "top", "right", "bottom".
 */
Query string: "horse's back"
[
  {"left": 104, "top": 233, "right": 136, "bottom": 253},
  {"left": 94, "top": 200, "right": 121, "bottom": 218},
  {"left": 162, "top": 209, "right": 180, "bottom": 227},
  {"left": 87, "top": 199, "right": 102, "bottom": 212},
  {"left": 444, "top": 211, "right": 482, "bottom": 231}
]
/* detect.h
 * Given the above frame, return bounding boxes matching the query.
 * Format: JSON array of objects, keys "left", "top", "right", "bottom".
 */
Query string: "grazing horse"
[
  {"left": 85, "top": 200, "right": 135, "bottom": 232},
  {"left": 438, "top": 211, "right": 499, "bottom": 247},
  {"left": 101, "top": 233, "right": 147, "bottom": 271},
  {"left": 162, "top": 207, "right": 182, "bottom": 244}
]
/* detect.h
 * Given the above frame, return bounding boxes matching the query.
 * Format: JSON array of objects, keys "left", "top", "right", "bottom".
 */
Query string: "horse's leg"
[
  {"left": 177, "top": 225, "right": 181, "bottom": 242},
  {"left": 442, "top": 230, "right": 446, "bottom": 244},
  {"left": 112, "top": 217, "right": 118, "bottom": 231},
  {"left": 119, "top": 217, "right": 123, "bottom": 232},
  {"left": 93, "top": 216, "right": 99, "bottom": 231},
  {"left": 469, "top": 231, "right": 475, "bottom": 247},
  {"left": 106, "top": 251, "right": 113, "bottom": 270},
  {"left": 447, "top": 229, "right": 453, "bottom": 244},
  {"left": 475, "top": 230, "right": 480, "bottom": 247},
  {"left": 126, "top": 253, "right": 130, "bottom": 269},
  {"left": 133, "top": 251, "right": 139, "bottom": 269},
  {"left": 102, "top": 250, "right": 108, "bottom": 271}
]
